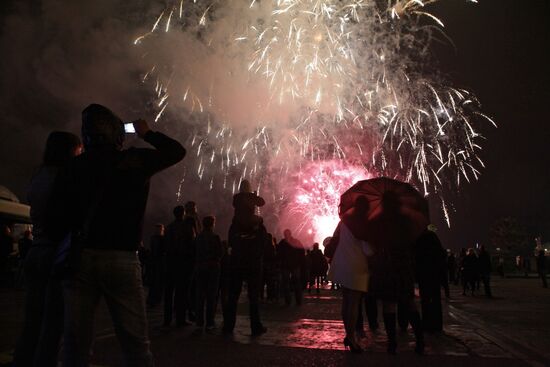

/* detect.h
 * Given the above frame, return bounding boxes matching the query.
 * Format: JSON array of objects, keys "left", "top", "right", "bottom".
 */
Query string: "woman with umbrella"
[
  {"left": 327, "top": 196, "right": 371, "bottom": 353},
  {"left": 339, "top": 178, "right": 426, "bottom": 355}
]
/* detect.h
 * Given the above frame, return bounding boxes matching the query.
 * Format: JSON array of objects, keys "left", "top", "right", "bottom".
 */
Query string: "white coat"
[{"left": 328, "top": 222, "right": 370, "bottom": 292}]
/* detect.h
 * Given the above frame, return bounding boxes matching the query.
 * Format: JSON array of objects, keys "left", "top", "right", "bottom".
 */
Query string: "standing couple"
[{"left": 326, "top": 185, "right": 425, "bottom": 355}]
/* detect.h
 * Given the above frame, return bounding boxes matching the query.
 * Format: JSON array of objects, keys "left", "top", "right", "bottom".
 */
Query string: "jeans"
[
  {"left": 163, "top": 259, "right": 194, "bottom": 326},
  {"left": 63, "top": 249, "right": 154, "bottom": 367},
  {"left": 14, "top": 246, "right": 63, "bottom": 367},
  {"left": 223, "top": 267, "right": 263, "bottom": 333},
  {"left": 281, "top": 267, "right": 302, "bottom": 305},
  {"left": 196, "top": 267, "right": 220, "bottom": 327}
]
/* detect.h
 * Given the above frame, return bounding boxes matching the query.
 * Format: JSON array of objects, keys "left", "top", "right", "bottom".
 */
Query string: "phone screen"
[{"left": 124, "top": 123, "right": 136, "bottom": 134}]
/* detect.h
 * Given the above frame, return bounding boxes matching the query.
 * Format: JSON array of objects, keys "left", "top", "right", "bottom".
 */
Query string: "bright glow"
[
  {"left": 135, "top": 0, "right": 495, "bottom": 229},
  {"left": 281, "top": 160, "right": 370, "bottom": 248}
]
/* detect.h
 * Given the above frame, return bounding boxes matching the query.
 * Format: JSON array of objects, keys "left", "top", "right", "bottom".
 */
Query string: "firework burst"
[{"left": 134, "top": 0, "right": 493, "bottom": 239}]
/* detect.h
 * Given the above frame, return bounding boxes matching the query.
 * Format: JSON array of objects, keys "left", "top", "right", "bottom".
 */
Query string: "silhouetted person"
[
  {"left": 147, "top": 224, "right": 165, "bottom": 307},
  {"left": 195, "top": 216, "right": 223, "bottom": 330},
  {"left": 523, "top": 256, "right": 531, "bottom": 278},
  {"left": 261, "top": 233, "right": 278, "bottom": 301},
  {"left": 329, "top": 195, "right": 371, "bottom": 353},
  {"left": 164, "top": 205, "right": 196, "bottom": 327},
  {"left": 497, "top": 256, "right": 505, "bottom": 278},
  {"left": 278, "top": 229, "right": 305, "bottom": 306},
  {"left": 184, "top": 201, "right": 200, "bottom": 322},
  {"left": 448, "top": 251, "right": 457, "bottom": 285},
  {"left": 368, "top": 192, "right": 424, "bottom": 355},
  {"left": 478, "top": 246, "right": 493, "bottom": 297},
  {"left": 414, "top": 226, "right": 447, "bottom": 332},
  {"left": 185, "top": 201, "right": 202, "bottom": 238},
  {"left": 461, "top": 248, "right": 478, "bottom": 296},
  {"left": 14, "top": 131, "right": 81, "bottom": 367},
  {"left": 223, "top": 217, "right": 267, "bottom": 336},
  {"left": 45, "top": 104, "right": 185, "bottom": 366},
  {"left": 536, "top": 249, "right": 548, "bottom": 288},
  {"left": 309, "top": 243, "right": 328, "bottom": 293},
  {"left": 458, "top": 248, "right": 467, "bottom": 287}
]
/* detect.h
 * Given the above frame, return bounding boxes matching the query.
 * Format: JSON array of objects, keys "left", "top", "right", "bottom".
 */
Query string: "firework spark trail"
[
  {"left": 134, "top": 0, "right": 494, "bottom": 240},
  {"left": 281, "top": 160, "right": 371, "bottom": 245}
]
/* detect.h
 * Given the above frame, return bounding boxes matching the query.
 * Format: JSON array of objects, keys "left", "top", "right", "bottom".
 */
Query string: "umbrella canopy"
[{"left": 340, "top": 177, "right": 429, "bottom": 246}]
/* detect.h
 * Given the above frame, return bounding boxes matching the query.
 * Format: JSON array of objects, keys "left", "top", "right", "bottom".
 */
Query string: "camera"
[{"left": 124, "top": 122, "right": 135, "bottom": 134}]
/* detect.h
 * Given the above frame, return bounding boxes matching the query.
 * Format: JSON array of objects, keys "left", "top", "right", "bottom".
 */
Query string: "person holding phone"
[{"left": 45, "top": 104, "right": 185, "bottom": 367}]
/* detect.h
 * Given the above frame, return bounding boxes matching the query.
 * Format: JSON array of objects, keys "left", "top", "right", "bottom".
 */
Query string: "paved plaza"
[{"left": 1, "top": 277, "right": 549, "bottom": 367}]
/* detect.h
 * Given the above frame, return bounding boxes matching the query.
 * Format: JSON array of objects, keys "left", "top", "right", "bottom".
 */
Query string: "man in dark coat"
[
  {"left": 447, "top": 252, "right": 457, "bottom": 285},
  {"left": 477, "top": 246, "right": 493, "bottom": 297},
  {"left": 461, "top": 249, "right": 479, "bottom": 296},
  {"left": 413, "top": 226, "right": 447, "bottom": 332},
  {"left": 308, "top": 243, "right": 328, "bottom": 293},
  {"left": 277, "top": 229, "right": 305, "bottom": 306},
  {"left": 46, "top": 104, "right": 185, "bottom": 366},
  {"left": 164, "top": 205, "right": 197, "bottom": 327},
  {"left": 194, "top": 216, "right": 223, "bottom": 330},
  {"left": 223, "top": 218, "right": 268, "bottom": 336},
  {"left": 536, "top": 248, "right": 548, "bottom": 288}
]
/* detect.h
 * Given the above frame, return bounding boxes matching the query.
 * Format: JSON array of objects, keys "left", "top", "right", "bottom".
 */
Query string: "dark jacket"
[
  {"left": 233, "top": 192, "right": 265, "bottom": 220},
  {"left": 309, "top": 249, "right": 328, "bottom": 277},
  {"left": 149, "top": 234, "right": 165, "bottom": 258},
  {"left": 165, "top": 217, "right": 196, "bottom": 261},
  {"left": 195, "top": 230, "right": 223, "bottom": 269},
  {"left": 277, "top": 239, "right": 305, "bottom": 270},
  {"left": 229, "top": 225, "right": 267, "bottom": 270},
  {"left": 46, "top": 131, "right": 185, "bottom": 251},
  {"left": 413, "top": 230, "right": 447, "bottom": 284},
  {"left": 461, "top": 253, "right": 479, "bottom": 280},
  {"left": 477, "top": 250, "right": 492, "bottom": 275}
]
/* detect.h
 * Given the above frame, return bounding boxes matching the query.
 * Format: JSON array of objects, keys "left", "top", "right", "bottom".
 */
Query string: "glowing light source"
[{"left": 135, "top": 0, "right": 495, "bottom": 233}]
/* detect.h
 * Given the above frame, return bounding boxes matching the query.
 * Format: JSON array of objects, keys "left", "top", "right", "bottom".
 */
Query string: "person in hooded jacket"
[{"left": 45, "top": 104, "right": 185, "bottom": 367}]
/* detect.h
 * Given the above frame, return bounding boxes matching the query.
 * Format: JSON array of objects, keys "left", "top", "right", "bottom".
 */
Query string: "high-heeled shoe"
[{"left": 343, "top": 337, "right": 363, "bottom": 353}]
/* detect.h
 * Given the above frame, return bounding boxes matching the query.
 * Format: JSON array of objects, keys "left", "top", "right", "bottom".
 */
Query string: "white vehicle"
[{"left": 0, "top": 186, "right": 31, "bottom": 225}]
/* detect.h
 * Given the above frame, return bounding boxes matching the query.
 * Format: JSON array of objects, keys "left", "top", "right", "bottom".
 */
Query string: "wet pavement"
[{"left": 1, "top": 277, "right": 549, "bottom": 366}]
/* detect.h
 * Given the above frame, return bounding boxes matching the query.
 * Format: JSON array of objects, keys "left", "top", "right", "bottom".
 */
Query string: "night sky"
[{"left": 0, "top": 0, "right": 548, "bottom": 248}]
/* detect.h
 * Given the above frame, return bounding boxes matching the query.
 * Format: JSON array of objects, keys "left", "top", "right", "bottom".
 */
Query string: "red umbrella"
[{"left": 340, "top": 177, "right": 430, "bottom": 246}]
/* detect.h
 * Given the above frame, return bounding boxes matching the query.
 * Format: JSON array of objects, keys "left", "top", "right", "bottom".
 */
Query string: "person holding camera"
[{"left": 45, "top": 104, "right": 185, "bottom": 367}]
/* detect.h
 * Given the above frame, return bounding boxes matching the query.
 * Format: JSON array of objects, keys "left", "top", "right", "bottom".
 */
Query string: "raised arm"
[{"left": 133, "top": 119, "right": 186, "bottom": 175}]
